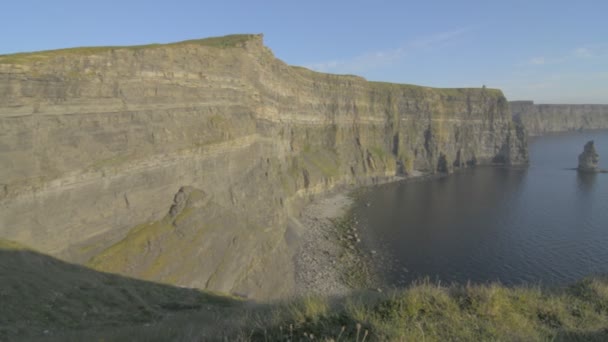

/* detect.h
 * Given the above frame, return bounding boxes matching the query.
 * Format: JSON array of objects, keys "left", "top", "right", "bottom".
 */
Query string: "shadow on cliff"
[{"left": 0, "top": 240, "right": 244, "bottom": 341}]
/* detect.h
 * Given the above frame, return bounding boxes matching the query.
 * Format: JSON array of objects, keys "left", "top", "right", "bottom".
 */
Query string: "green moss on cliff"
[
  {"left": 369, "top": 145, "right": 389, "bottom": 160},
  {"left": 86, "top": 203, "right": 201, "bottom": 281},
  {"left": 284, "top": 148, "right": 341, "bottom": 190},
  {"left": 399, "top": 150, "right": 415, "bottom": 173},
  {"left": 0, "top": 238, "right": 28, "bottom": 250},
  {"left": 86, "top": 219, "right": 174, "bottom": 272},
  {"left": 302, "top": 148, "right": 341, "bottom": 178}
]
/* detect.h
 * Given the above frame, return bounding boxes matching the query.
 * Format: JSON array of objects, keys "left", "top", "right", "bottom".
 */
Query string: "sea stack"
[{"left": 578, "top": 140, "right": 599, "bottom": 172}]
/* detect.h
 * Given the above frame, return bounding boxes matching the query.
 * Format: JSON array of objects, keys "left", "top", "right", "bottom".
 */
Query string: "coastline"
[
  {"left": 293, "top": 191, "right": 355, "bottom": 296},
  {"left": 292, "top": 170, "right": 429, "bottom": 296}
]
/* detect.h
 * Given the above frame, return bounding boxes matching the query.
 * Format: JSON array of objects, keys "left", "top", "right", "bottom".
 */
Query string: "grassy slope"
[
  {"left": 262, "top": 279, "right": 608, "bottom": 341},
  {"left": 94, "top": 280, "right": 608, "bottom": 341},
  {"left": 35, "top": 280, "right": 608, "bottom": 341},
  {"left": 0, "top": 239, "right": 241, "bottom": 341},
  {"left": 3, "top": 238, "right": 608, "bottom": 341}
]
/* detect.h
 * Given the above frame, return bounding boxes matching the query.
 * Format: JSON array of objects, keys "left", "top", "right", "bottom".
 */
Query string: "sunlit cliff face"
[{"left": 0, "top": 34, "right": 527, "bottom": 299}]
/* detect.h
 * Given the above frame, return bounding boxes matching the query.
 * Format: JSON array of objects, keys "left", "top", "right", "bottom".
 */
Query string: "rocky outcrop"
[
  {"left": 0, "top": 34, "right": 528, "bottom": 299},
  {"left": 511, "top": 101, "right": 608, "bottom": 136},
  {"left": 578, "top": 141, "right": 600, "bottom": 172}
]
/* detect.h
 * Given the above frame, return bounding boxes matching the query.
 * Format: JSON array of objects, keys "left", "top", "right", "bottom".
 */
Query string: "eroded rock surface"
[
  {"left": 0, "top": 34, "right": 528, "bottom": 299},
  {"left": 578, "top": 140, "right": 600, "bottom": 172}
]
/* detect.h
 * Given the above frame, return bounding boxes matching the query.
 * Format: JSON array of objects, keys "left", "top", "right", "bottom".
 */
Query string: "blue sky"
[{"left": 2, "top": 0, "right": 607, "bottom": 103}]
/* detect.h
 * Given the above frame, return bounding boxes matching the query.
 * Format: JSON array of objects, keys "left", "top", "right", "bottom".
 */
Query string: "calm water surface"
[{"left": 355, "top": 131, "right": 608, "bottom": 287}]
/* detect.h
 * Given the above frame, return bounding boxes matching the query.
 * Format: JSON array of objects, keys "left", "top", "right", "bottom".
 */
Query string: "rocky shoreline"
[
  {"left": 293, "top": 191, "right": 359, "bottom": 296},
  {"left": 293, "top": 171, "right": 430, "bottom": 296}
]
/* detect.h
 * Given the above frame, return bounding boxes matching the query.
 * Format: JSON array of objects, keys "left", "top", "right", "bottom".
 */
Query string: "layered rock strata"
[
  {"left": 0, "top": 34, "right": 527, "bottom": 298},
  {"left": 511, "top": 101, "right": 608, "bottom": 136}
]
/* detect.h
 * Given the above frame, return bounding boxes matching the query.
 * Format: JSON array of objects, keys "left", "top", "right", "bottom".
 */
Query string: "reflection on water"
[
  {"left": 577, "top": 172, "right": 597, "bottom": 194},
  {"left": 355, "top": 131, "right": 608, "bottom": 287}
]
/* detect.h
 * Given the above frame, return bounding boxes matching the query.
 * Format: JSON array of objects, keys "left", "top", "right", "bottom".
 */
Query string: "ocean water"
[{"left": 354, "top": 131, "right": 608, "bottom": 287}]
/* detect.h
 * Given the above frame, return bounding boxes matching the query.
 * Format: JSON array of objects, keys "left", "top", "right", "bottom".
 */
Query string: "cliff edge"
[{"left": 0, "top": 34, "right": 528, "bottom": 299}]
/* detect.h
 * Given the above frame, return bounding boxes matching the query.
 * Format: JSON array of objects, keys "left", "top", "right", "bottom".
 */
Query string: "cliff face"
[
  {"left": 511, "top": 101, "right": 608, "bottom": 136},
  {"left": 0, "top": 34, "right": 527, "bottom": 299}
]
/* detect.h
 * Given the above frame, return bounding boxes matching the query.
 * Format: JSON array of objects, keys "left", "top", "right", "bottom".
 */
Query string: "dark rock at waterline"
[{"left": 578, "top": 140, "right": 600, "bottom": 172}]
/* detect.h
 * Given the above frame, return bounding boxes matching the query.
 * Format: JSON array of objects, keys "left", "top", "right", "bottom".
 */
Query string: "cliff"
[
  {"left": 511, "top": 100, "right": 608, "bottom": 136},
  {"left": 0, "top": 34, "right": 527, "bottom": 299}
]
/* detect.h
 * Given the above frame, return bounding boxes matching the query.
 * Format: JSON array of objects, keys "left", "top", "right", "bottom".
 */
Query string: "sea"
[{"left": 354, "top": 130, "right": 608, "bottom": 287}]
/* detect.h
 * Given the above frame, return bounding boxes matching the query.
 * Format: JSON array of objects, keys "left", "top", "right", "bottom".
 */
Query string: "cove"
[{"left": 355, "top": 130, "right": 608, "bottom": 287}]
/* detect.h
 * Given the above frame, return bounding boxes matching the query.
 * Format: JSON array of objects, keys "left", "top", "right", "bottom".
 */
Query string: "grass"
[
  {"left": 0, "top": 239, "right": 240, "bottom": 341},
  {"left": 301, "top": 148, "right": 341, "bottom": 178},
  {"left": 3, "top": 238, "right": 608, "bottom": 341},
  {"left": 368, "top": 80, "right": 504, "bottom": 98},
  {"left": 249, "top": 278, "right": 608, "bottom": 341},
  {"left": 398, "top": 151, "right": 414, "bottom": 174},
  {"left": 368, "top": 145, "right": 396, "bottom": 173},
  {"left": 0, "top": 238, "right": 28, "bottom": 250},
  {"left": 22, "top": 277, "right": 608, "bottom": 341},
  {"left": 0, "top": 34, "right": 260, "bottom": 64},
  {"left": 83, "top": 187, "right": 262, "bottom": 291},
  {"left": 283, "top": 148, "right": 341, "bottom": 192},
  {"left": 86, "top": 218, "right": 176, "bottom": 272},
  {"left": 86, "top": 189, "right": 209, "bottom": 282}
]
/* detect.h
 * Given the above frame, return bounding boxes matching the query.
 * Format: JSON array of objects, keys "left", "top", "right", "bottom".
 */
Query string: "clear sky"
[{"left": 2, "top": 0, "right": 607, "bottom": 103}]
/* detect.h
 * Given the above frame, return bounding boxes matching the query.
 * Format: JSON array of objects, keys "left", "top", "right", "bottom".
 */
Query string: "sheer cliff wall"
[
  {"left": 511, "top": 101, "right": 608, "bottom": 136},
  {"left": 0, "top": 34, "right": 527, "bottom": 298}
]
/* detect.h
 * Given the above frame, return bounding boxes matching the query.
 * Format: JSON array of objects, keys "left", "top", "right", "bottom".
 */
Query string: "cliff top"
[
  {"left": 0, "top": 33, "right": 504, "bottom": 97},
  {"left": 368, "top": 80, "right": 503, "bottom": 96},
  {"left": 0, "top": 33, "right": 263, "bottom": 64}
]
